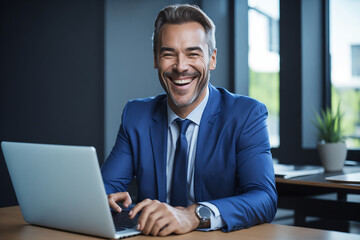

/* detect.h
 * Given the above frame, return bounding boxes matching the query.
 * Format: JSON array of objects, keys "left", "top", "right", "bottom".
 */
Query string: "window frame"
[
  {"left": 276, "top": 0, "right": 360, "bottom": 164},
  {"left": 326, "top": 0, "right": 360, "bottom": 161},
  {"left": 233, "top": 0, "right": 360, "bottom": 165}
]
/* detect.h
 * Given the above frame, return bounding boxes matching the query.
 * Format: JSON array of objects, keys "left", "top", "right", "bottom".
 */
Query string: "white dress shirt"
[{"left": 166, "top": 86, "right": 224, "bottom": 230}]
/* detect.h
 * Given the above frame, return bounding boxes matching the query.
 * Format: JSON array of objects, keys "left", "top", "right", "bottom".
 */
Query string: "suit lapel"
[
  {"left": 194, "top": 85, "right": 221, "bottom": 202},
  {"left": 149, "top": 98, "right": 168, "bottom": 202},
  {"left": 149, "top": 86, "right": 221, "bottom": 203}
]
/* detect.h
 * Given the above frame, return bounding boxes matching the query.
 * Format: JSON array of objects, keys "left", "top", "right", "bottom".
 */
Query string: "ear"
[
  {"left": 154, "top": 57, "right": 158, "bottom": 69},
  {"left": 209, "top": 48, "right": 217, "bottom": 70}
]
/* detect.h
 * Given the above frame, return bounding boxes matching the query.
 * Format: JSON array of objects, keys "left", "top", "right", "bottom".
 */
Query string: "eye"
[
  {"left": 189, "top": 52, "right": 199, "bottom": 57},
  {"left": 162, "top": 52, "right": 175, "bottom": 58}
]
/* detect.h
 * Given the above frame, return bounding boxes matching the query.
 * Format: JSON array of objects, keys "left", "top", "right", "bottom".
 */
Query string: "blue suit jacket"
[{"left": 101, "top": 85, "right": 277, "bottom": 232}]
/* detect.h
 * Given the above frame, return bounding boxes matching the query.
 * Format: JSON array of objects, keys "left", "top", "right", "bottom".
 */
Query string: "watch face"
[{"left": 198, "top": 206, "right": 211, "bottom": 219}]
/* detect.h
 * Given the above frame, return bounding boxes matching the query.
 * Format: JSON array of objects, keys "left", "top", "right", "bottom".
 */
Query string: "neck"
[{"left": 169, "top": 86, "right": 208, "bottom": 119}]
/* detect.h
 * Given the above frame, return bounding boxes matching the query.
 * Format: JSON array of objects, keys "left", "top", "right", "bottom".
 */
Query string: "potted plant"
[{"left": 314, "top": 103, "right": 347, "bottom": 172}]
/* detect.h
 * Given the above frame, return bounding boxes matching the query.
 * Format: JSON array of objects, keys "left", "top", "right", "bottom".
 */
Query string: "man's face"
[{"left": 155, "top": 22, "right": 217, "bottom": 113}]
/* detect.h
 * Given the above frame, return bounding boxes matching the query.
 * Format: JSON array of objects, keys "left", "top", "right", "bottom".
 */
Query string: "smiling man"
[
  {"left": 156, "top": 21, "right": 216, "bottom": 118},
  {"left": 101, "top": 4, "right": 277, "bottom": 237}
]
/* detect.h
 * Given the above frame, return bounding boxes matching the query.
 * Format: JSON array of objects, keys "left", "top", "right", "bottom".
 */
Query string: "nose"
[{"left": 173, "top": 54, "right": 189, "bottom": 72}]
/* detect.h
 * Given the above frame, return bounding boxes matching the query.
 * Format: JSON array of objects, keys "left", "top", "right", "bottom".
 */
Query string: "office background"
[
  {"left": 1, "top": 0, "right": 359, "bottom": 208},
  {"left": 0, "top": 0, "right": 233, "bottom": 207}
]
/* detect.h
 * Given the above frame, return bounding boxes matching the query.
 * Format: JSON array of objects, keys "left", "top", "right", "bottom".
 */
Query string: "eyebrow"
[
  {"left": 160, "top": 47, "right": 175, "bottom": 53},
  {"left": 185, "top": 46, "right": 203, "bottom": 53},
  {"left": 159, "top": 46, "right": 204, "bottom": 53}
]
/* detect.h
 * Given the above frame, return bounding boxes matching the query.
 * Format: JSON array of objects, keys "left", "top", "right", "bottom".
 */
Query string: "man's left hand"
[{"left": 129, "top": 199, "right": 200, "bottom": 236}]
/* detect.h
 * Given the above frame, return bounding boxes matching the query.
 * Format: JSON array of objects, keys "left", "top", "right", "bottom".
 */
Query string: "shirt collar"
[{"left": 167, "top": 85, "right": 210, "bottom": 127}]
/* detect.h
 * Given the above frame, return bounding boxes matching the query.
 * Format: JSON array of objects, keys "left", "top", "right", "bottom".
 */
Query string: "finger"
[
  {"left": 120, "top": 192, "right": 132, "bottom": 208},
  {"left": 108, "top": 194, "right": 122, "bottom": 212},
  {"left": 142, "top": 208, "right": 166, "bottom": 235},
  {"left": 134, "top": 200, "right": 162, "bottom": 232},
  {"left": 137, "top": 201, "right": 160, "bottom": 232},
  {"left": 129, "top": 198, "right": 152, "bottom": 218},
  {"left": 158, "top": 219, "right": 177, "bottom": 237},
  {"left": 149, "top": 217, "right": 170, "bottom": 236},
  {"left": 108, "top": 192, "right": 132, "bottom": 212}
]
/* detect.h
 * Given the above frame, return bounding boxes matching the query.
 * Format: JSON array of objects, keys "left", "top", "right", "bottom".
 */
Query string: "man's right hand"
[{"left": 107, "top": 192, "right": 132, "bottom": 213}]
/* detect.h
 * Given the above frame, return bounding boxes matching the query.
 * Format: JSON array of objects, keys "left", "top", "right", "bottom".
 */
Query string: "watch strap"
[{"left": 196, "top": 205, "right": 211, "bottom": 229}]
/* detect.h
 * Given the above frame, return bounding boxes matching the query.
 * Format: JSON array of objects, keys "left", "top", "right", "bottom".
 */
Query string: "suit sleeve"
[
  {"left": 101, "top": 102, "right": 134, "bottom": 195},
  {"left": 209, "top": 102, "right": 278, "bottom": 232}
]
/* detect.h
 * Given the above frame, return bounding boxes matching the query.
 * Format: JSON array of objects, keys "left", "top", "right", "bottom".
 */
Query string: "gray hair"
[{"left": 152, "top": 4, "right": 216, "bottom": 59}]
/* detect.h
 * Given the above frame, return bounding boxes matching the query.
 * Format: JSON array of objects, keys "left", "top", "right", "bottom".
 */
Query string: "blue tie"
[{"left": 170, "top": 119, "right": 192, "bottom": 207}]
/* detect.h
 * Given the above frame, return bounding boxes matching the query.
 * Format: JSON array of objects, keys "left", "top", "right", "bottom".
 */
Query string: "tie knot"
[{"left": 175, "top": 119, "right": 191, "bottom": 135}]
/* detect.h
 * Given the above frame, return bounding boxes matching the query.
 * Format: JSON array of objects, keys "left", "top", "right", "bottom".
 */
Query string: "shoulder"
[
  {"left": 214, "top": 86, "right": 267, "bottom": 115},
  {"left": 124, "top": 94, "right": 167, "bottom": 114},
  {"left": 120, "top": 94, "right": 167, "bottom": 128}
]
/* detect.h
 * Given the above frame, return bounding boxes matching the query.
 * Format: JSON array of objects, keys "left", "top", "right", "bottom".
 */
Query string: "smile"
[{"left": 172, "top": 77, "right": 194, "bottom": 86}]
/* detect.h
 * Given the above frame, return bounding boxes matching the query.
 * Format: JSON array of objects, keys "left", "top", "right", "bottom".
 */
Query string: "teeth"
[{"left": 173, "top": 79, "right": 192, "bottom": 85}]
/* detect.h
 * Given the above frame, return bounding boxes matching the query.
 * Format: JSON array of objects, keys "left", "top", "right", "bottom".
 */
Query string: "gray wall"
[
  {"left": 202, "top": 0, "right": 232, "bottom": 90},
  {"left": 0, "top": 0, "right": 104, "bottom": 207},
  {"left": 0, "top": 0, "right": 234, "bottom": 208},
  {"left": 104, "top": 0, "right": 232, "bottom": 158},
  {"left": 302, "top": 0, "right": 323, "bottom": 148}
]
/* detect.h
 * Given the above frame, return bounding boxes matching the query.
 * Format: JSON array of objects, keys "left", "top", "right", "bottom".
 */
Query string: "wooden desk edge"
[
  {"left": 276, "top": 177, "right": 360, "bottom": 191},
  {"left": 2, "top": 206, "right": 360, "bottom": 240}
]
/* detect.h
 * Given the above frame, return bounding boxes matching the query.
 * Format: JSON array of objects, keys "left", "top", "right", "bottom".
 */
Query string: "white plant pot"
[{"left": 317, "top": 142, "right": 347, "bottom": 172}]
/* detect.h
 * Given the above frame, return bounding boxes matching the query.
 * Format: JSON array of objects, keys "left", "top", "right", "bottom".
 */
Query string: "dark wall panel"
[{"left": 0, "top": 0, "right": 104, "bottom": 207}]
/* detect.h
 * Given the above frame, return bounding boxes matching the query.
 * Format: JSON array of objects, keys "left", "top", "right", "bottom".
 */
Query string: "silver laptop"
[{"left": 1, "top": 141, "right": 141, "bottom": 239}]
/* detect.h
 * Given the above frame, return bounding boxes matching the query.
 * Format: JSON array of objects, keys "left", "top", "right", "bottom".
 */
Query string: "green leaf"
[{"left": 313, "top": 102, "right": 344, "bottom": 143}]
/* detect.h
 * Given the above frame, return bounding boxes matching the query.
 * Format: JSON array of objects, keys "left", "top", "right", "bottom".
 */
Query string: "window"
[
  {"left": 236, "top": 0, "right": 360, "bottom": 164},
  {"left": 248, "top": 0, "right": 280, "bottom": 147},
  {"left": 352, "top": 45, "right": 360, "bottom": 77},
  {"left": 330, "top": 0, "right": 360, "bottom": 149}
]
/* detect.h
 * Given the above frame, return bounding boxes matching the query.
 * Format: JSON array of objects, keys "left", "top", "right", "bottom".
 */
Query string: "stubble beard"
[{"left": 159, "top": 70, "right": 210, "bottom": 108}]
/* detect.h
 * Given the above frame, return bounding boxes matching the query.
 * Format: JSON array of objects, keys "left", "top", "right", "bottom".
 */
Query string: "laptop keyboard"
[{"left": 112, "top": 210, "right": 138, "bottom": 231}]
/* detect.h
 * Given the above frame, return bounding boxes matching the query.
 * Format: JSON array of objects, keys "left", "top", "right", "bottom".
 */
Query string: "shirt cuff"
[{"left": 197, "top": 202, "right": 225, "bottom": 231}]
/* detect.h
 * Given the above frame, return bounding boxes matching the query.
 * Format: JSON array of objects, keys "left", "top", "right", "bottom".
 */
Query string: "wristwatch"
[{"left": 195, "top": 205, "right": 211, "bottom": 229}]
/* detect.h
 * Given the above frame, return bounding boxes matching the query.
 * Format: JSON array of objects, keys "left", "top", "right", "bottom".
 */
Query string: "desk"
[
  {"left": 1, "top": 206, "right": 360, "bottom": 240},
  {"left": 276, "top": 166, "right": 360, "bottom": 230},
  {"left": 276, "top": 166, "right": 360, "bottom": 191}
]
